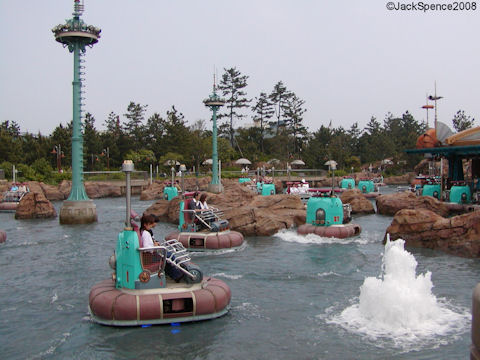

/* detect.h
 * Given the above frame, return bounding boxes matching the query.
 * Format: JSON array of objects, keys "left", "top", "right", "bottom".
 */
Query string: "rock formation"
[
  {"left": 0, "top": 230, "right": 6, "bottom": 243},
  {"left": 376, "top": 191, "right": 467, "bottom": 217},
  {"left": 340, "top": 189, "right": 375, "bottom": 214},
  {"left": 385, "top": 208, "right": 480, "bottom": 258},
  {"left": 15, "top": 192, "right": 57, "bottom": 219},
  {"left": 144, "top": 184, "right": 305, "bottom": 236}
]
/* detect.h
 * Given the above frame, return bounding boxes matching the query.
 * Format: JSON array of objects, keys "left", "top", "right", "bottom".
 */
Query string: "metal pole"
[
  {"left": 219, "top": 160, "right": 222, "bottom": 184},
  {"left": 122, "top": 160, "right": 134, "bottom": 229},
  {"left": 149, "top": 164, "right": 153, "bottom": 185},
  {"left": 171, "top": 167, "right": 175, "bottom": 185},
  {"left": 12, "top": 165, "right": 15, "bottom": 183}
]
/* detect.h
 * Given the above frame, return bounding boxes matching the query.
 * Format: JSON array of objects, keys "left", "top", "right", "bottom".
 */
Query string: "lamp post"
[
  {"left": 102, "top": 147, "right": 109, "bottom": 170},
  {"left": 179, "top": 164, "right": 187, "bottom": 195},
  {"left": 53, "top": 0, "right": 100, "bottom": 224},
  {"left": 203, "top": 77, "right": 225, "bottom": 194},
  {"left": 51, "top": 145, "right": 64, "bottom": 172},
  {"left": 428, "top": 82, "right": 443, "bottom": 132}
]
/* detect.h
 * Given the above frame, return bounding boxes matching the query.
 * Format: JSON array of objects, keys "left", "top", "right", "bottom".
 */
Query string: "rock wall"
[
  {"left": 15, "top": 192, "right": 57, "bottom": 219},
  {"left": 144, "top": 184, "right": 305, "bottom": 237},
  {"left": 376, "top": 191, "right": 467, "bottom": 217},
  {"left": 385, "top": 208, "right": 480, "bottom": 258},
  {"left": 340, "top": 189, "right": 375, "bottom": 214}
]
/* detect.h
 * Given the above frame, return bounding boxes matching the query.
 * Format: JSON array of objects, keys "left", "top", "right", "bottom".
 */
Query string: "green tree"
[
  {"left": 252, "top": 92, "right": 274, "bottom": 152},
  {"left": 0, "top": 120, "right": 22, "bottom": 164},
  {"left": 83, "top": 112, "right": 102, "bottom": 170},
  {"left": 124, "top": 102, "right": 148, "bottom": 148},
  {"left": 269, "top": 81, "right": 292, "bottom": 134},
  {"left": 452, "top": 110, "right": 475, "bottom": 132},
  {"left": 218, "top": 67, "right": 250, "bottom": 148},
  {"left": 283, "top": 94, "right": 308, "bottom": 157}
]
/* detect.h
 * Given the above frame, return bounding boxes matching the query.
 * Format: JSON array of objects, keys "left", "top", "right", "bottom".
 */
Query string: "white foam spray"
[
  {"left": 274, "top": 228, "right": 369, "bottom": 245},
  {"left": 327, "top": 237, "right": 470, "bottom": 350}
]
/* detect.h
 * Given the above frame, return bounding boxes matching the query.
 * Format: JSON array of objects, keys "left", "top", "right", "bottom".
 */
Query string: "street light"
[
  {"left": 101, "top": 147, "right": 110, "bottom": 170},
  {"left": 428, "top": 82, "right": 443, "bottom": 131},
  {"left": 51, "top": 145, "right": 64, "bottom": 172}
]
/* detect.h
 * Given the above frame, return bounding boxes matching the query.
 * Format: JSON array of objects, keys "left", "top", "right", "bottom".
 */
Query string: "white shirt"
[
  {"left": 141, "top": 230, "right": 154, "bottom": 248},
  {"left": 200, "top": 201, "right": 209, "bottom": 210}
]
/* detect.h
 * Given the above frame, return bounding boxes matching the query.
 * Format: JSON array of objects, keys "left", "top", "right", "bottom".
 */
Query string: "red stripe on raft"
[
  {"left": 165, "top": 230, "right": 244, "bottom": 250},
  {"left": 297, "top": 223, "right": 361, "bottom": 238},
  {"left": 89, "top": 278, "right": 231, "bottom": 323}
]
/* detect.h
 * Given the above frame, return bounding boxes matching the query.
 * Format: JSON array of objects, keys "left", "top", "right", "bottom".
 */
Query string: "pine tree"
[
  {"left": 252, "top": 92, "right": 274, "bottom": 152},
  {"left": 452, "top": 110, "right": 475, "bottom": 132},
  {"left": 217, "top": 67, "right": 250, "bottom": 148},
  {"left": 269, "top": 81, "right": 292, "bottom": 134}
]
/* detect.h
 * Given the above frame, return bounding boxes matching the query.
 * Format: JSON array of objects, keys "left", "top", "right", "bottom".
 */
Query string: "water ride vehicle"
[
  {"left": 357, "top": 178, "right": 380, "bottom": 198},
  {"left": 297, "top": 191, "right": 361, "bottom": 238},
  {"left": 163, "top": 181, "right": 179, "bottom": 200},
  {"left": 256, "top": 178, "right": 276, "bottom": 196},
  {"left": 447, "top": 180, "right": 471, "bottom": 204},
  {"left": 165, "top": 192, "right": 244, "bottom": 251},
  {"left": 420, "top": 177, "right": 441, "bottom": 199},
  {"left": 0, "top": 185, "right": 29, "bottom": 212},
  {"left": 340, "top": 177, "right": 355, "bottom": 190},
  {"left": 89, "top": 161, "right": 231, "bottom": 326}
]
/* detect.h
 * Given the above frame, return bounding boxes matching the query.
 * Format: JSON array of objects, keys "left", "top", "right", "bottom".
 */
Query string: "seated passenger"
[
  {"left": 140, "top": 214, "right": 159, "bottom": 248},
  {"left": 199, "top": 193, "right": 209, "bottom": 210}
]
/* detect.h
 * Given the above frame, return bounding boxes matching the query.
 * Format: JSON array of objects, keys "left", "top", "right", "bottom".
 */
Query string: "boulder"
[
  {"left": 144, "top": 190, "right": 306, "bottom": 237},
  {"left": 385, "top": 208, "right": 480, "bottom": 258},
  {"left": 15, "top": 192, "right": 57, "bottom": 219},
  {"left": 39, "top": 182, "right": 65, "bottom": 201},
  {"left": 140, "top": 181, "right": 166, "bottom": 201},
  {"left": 376, "top": 191, "right": 467, "bottom": 217},
  {"left": 340, "top": 189, "right": 375, "bottom": 214},
  {"left": 383, "top": 173, "right": 415, "bottom": 185},
  {"left": 85, "top": 182, "right": 122, "bottom": 198},
  {"left": 0, "top": 230, "right": 6, "bottom": 243}
]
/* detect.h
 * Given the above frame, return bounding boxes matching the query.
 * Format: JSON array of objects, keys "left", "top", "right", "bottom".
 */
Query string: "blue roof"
[{"left": 405, "top": 145, "right": 480, "bottom": 157}]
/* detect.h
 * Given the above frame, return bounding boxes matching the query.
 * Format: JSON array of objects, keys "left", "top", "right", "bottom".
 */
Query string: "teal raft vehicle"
[
  {"left": 89, "top": 161, "right": 231, "bottom": 326},
  {"left": 448, "top": 180, "right": 471, "bottom": 204},
  {"left": 297, "top": 191, "right": 361, "bottom": 238},
  {"left": 165, "top": 192, "right": 244, "bottom": 251},
  {"left": 421, "top": 177, "right": 441, "bottom": 199},
  {"left": 340, "top": 177, "right": 355, "bottom": 190}
]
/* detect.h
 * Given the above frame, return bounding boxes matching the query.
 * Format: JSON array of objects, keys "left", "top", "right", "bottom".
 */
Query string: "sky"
[{"left": 1, "top": 0, "right": 479, "bottom": 135}]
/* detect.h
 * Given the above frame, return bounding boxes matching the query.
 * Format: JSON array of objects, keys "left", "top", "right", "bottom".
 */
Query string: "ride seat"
[{"left": 183, "top": 199, "right": 194, "bottom": 223}]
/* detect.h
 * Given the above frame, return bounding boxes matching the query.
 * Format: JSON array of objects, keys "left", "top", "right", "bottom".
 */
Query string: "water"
[{"left": 1, "top": 192, "right": 479, "bottom": 359}]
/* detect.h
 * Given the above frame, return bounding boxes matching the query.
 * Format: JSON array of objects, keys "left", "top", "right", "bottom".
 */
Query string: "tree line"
[{"left": 0, "top": 67, "right": 475, "bottom": 183}]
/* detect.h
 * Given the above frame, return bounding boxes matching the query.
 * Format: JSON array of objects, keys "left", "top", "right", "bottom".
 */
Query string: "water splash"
[
  {"left": 211, "top": 272, "right": 243, "bottom": 280},
  {"left": 326, "top": 238, "right": 471, "bottom": 350},
  {"left": 274, "top": 229, "right": 369, "bottom": 245}
]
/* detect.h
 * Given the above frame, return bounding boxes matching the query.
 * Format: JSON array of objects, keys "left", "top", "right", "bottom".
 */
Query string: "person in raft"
[
  {"left": 140, "top": 214, "right": 160, "bottom": 247},
  {"left": 199, "top": 193, "right": 209, "bottom": 210}
]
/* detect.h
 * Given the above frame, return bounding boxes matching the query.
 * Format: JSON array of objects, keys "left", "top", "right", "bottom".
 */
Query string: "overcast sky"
[{"left": 1, "top": 1, "right": 479, "bottom": 135}]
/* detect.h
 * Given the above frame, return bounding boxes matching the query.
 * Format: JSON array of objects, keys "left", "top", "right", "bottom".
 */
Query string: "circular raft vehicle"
[
  {"left": 89, "top": 161, "right": 231, "bottom": 326},
  {"left": 297, "top": 192, "right": 361, "bottom": 239},
  {"left": 165, "top": 193, "right": 244, "bottom": 251}
]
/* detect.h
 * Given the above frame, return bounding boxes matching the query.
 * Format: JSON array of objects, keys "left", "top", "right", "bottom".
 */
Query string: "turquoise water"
[{"left": 0, "top": 190, "right": 479, "bottom": 359}]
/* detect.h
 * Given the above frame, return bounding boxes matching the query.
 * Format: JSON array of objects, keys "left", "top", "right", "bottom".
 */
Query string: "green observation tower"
[
  {"left": 203, "top": 80, "right": 225, "bottom": 194},
  {"left": 52, "top": 0, "right": 100, "bottom": 224}
]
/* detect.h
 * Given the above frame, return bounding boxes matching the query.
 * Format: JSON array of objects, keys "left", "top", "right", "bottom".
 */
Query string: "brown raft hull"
[
  {"left": 165, "top": 230, "right": 244, "bottom": 251},
  {"left": 0, "top": 202, "right": 18, "bottom": 212},
  {"left": 297, "top": 223, "right": 361, "bottom": 238},
  {"left": 89, "top": 277, "right": 231, "bottom": 326}
]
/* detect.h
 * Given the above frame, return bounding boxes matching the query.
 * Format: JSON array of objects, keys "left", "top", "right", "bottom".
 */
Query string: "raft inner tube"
[
  {"left": 165, "top": 230, "right": 244, "bottom": 251},
  {"left": 297, "top": 223, "right": 361, "bottom": 238},
  {"left": 89, "top": 276, "right": 231, "bottom": 326}
]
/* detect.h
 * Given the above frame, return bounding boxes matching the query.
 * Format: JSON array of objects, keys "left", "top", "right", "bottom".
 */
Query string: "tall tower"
[
  {"left": 203, "top": 79, "right": 225, "bottom": 194},
  {"left": 52, "top": 0, "right": 100, "bottom": 224}
]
